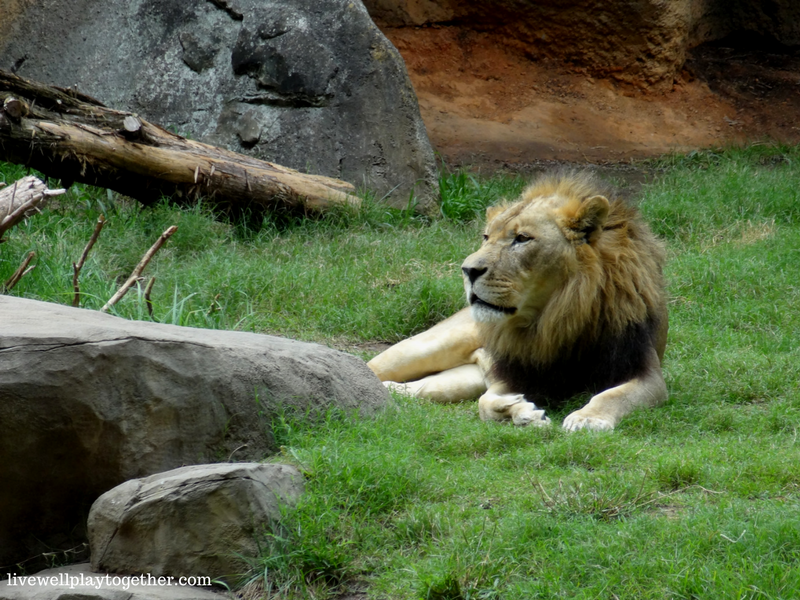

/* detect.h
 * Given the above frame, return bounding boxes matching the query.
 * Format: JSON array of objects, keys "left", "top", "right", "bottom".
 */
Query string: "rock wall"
[
  {"left": 0, "top": 0, "right": 437, "bottom": 209},
  {"left": 363, "top": 0, "right": 800, "bottom": 89},
  {"left": 688, "top": 0, "right": 800, "bottom": 47}
]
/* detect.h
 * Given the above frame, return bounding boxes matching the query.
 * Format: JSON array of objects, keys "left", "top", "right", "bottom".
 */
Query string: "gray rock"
[
  {"left": 0, "top": 563, "right": 229, "bottom": 600},
  {"left": 0, "top": 295, "right": 390, "bottom": 573},
  {"left": 88, "top": 463, "right": 304, "bottom": 581},
  {"left": 0, "top": 0, "right": 437, "bottom": 209}
]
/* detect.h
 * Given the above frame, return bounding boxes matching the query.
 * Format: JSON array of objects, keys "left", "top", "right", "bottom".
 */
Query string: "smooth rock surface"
[
  {"left": 0, "top": 563, "right": 229, "bottom": 600},
  {"left": 89, "top": 463, "right": 304, "bottom": 581},
  {"left": 0, "top": 295, "right": 389, "bottom": 572},
  {"left": 0, "top": 0, "right": 437, "bottom": 208}
]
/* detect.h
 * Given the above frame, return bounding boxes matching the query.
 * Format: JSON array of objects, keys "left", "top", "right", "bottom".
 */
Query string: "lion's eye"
[
  {"left": 513, "top": 233, "right": 532, "bottom": 244},
  {"left": 482, "top": 233, "right": 489, "bottom": 242}
]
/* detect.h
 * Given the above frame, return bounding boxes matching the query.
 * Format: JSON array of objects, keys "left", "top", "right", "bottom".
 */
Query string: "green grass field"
[{"left": 2, "top": 146, "right": 799, "bottom": 599}]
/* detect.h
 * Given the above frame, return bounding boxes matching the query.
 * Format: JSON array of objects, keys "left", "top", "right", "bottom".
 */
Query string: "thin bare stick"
[
  {"left": 72, "top": 214, "right": 106, "bottom": 307},
  {"left": 227, "top": 444, "right": 248, "bottom": 462},
  {"left": 8, "top": 177, "right": 16, "bottom": 212},
  {"left": 2, "top": 251, "right": 36, "bottom": 292},
  {"left": 100, "top": 225, "right": 177, "bottom": 313},
  {"left": 144, "top": 276, "right": 156, "bottom": 316}
]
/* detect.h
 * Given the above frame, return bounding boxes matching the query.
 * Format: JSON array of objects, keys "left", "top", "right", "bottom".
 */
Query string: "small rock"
[{"left": 89, "top": 463, "right": 304, "bottom": 582}]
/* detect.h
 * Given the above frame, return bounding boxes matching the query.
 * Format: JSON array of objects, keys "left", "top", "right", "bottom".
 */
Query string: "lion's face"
[{"left": 462, "top": 191, "right": 609, "bottom": 324}]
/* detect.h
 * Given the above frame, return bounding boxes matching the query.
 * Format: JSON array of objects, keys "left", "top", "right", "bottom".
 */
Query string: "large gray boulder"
[
  {"left": 0, "top": 295, "right": 390, "bottom": 573},
  {"left": 89, "top": 463, "right": 304, "bottom": 581},
  {"left": 0, "top": 0, "right": 437, "bottom": 209}
]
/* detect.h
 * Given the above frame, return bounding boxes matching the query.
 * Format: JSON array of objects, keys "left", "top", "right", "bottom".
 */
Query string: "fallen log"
[{"left": 0, "top": 70, "right": 360, "bottom": 213}]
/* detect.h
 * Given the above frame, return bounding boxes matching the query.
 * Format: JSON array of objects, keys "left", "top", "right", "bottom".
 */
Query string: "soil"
[{"left": 383, "top": 27, "right": 800, "bottom": 170}]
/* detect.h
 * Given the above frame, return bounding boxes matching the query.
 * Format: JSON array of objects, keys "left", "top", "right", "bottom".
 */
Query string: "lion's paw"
[
  {"left": 562, "top": 411, "right": 614, "bottom": 432},
  {"left": 512, "top": 406, "right": 552, "bottom": 427}
]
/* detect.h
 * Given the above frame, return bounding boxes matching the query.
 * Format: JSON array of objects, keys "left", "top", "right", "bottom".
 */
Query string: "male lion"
[{"left": 368, "top": 172, "right": 668, "bottom": 431}]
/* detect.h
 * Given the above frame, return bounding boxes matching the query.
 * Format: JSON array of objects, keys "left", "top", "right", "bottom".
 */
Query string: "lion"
[{"left": 368, "top": 172, "right": 668, "bottom": 432}]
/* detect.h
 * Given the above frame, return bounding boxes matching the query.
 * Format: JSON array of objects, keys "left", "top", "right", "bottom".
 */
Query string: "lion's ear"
[{"left": 569, "top": 195, "right": 609, "bottom": 244}]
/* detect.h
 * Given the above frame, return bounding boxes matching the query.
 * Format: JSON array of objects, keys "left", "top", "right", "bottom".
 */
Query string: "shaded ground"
[{"left": 382, "top": 27, "right": 800, "bottom": 170}]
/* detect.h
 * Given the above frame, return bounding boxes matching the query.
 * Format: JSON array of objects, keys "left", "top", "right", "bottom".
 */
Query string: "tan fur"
[{"left": 368, "top": 172, "right": 668, "bottom": 431}]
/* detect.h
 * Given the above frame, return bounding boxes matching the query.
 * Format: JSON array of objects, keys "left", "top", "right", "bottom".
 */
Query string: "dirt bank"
[{"left": 383, "top": 27, "right": 800, "bottom": 169}]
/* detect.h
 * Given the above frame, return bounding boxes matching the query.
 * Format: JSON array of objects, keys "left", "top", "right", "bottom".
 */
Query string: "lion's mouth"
[{"left": 470, "top": 294, "right": 517, "bottom": 315}]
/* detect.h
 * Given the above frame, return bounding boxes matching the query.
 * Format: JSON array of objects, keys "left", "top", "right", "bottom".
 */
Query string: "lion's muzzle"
[
  {"left": 462, "top": 265, "right": 487, "bottom": 284},
  {"left": 469, "top": 294, "right": 516, "bottom": 315},
  {"left": 462, "top": 253, "right": 517, "bottom": 319}
]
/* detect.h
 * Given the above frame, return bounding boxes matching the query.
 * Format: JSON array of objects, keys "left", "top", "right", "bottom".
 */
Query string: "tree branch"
[
  {"left": 101, "top": 226, "right": 177, "bottom": 313},
  {"left": 2, "top": 251, "right": 36, "bottom": 293},
  {"left": 72, "top": 215, "right": 106, "bottom": 307}
]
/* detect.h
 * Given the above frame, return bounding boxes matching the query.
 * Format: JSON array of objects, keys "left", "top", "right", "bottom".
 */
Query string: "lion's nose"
[{"left": 462, "top": 266, "right": 487, "bottom": 284}]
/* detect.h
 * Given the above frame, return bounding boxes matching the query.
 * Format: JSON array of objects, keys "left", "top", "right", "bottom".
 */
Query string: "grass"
[
  {"left": 1, "top": 163, "right": 481, "bottom": 348},
  {"left": 3, "top": 145, "right": 800, "bottom": 598}
]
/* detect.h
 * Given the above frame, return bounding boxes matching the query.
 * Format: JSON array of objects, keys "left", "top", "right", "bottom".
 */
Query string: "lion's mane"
[{"left": 479, "top": 173, "right": 667, "bottom": 406}]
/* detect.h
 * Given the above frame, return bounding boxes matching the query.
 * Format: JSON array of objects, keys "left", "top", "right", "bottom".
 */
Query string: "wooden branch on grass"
[
  {"left": 0, "top": 70, "right": 361, "bottom": 214},
  {"left": 2, "top": 251, "right": 35, "bottom": 293},
  {"left": 144, "top": 277, "right": 156, "bottom": 317},
  {"left": 72, "top": 215, "right": 106, "bottom": 307},
  {"left": 100, "top": 226, "right": 177, "bottom": 313},
  {"left": 0, "top": 175, "right": 65, "bottom": 242}
]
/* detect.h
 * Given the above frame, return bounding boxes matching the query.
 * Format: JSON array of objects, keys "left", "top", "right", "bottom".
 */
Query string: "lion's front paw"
[
  {"left": 512, "top": 405, "right": 552, "bottom": 427},
  {"left": 479, "top": 392, "right": 523, "bottom": 421},
  {"left": 562, "top": 411, "right": 614, "bottom": 432}
]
